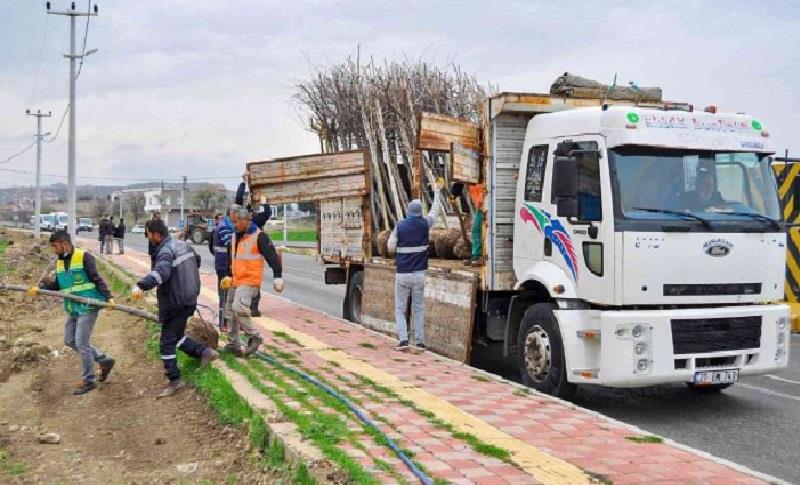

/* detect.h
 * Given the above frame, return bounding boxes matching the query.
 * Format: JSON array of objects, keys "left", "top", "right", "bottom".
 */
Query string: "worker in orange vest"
[{"left": 219, "top": 206, "right": 283, "bottom": 356}]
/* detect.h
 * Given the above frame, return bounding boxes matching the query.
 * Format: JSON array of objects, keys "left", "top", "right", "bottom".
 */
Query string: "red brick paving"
[{"left": 95, "top": 241, "right": 773, "bottom": 485}]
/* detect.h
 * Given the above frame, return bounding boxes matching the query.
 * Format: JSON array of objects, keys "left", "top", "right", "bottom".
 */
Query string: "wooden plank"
[
  {"left": 450, "top": 142, "right": 481, "bottom": 184},
  {"left": 360, "top": 262, "right": 478, "bottom": 362},
  {"left": 247, "top": 150, "right": 369, "bottom": 204},
  {"left": 319, "top": 196, "right": 366, "bottom": 260},
  {"left": 417, "top": 112, "right": 480, "bottom": 151}
]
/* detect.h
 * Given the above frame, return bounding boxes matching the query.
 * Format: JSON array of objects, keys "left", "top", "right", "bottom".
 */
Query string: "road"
[{"left": 117, "top": 232, "right": 799, "bottom": 483}]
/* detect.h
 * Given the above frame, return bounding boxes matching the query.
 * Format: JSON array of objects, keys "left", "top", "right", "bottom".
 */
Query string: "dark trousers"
[
  {"left": 250, "top": 290, "right": 261, "bottom": 314},
  {"left": 160, "top": 305, "right": 206, "bottom": 381},
  {"left": 216, "top": 273, "right": 229, "bottom": 327}
]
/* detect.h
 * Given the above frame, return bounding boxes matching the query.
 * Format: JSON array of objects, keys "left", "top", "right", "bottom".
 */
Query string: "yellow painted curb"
[{"left": 253, "top": 316, "right": 593, "bottom": 485}]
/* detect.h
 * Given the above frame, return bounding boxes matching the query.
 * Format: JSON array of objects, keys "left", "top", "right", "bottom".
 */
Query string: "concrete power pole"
[
  {"left": 48, "top": 2, "right": 99, "bottom": 241},
  {"left": 26, "top": 109, "right": 52, "bottom": 241},
  {"left": 180, "top": 176, "right": 187, "bottom": 231}
]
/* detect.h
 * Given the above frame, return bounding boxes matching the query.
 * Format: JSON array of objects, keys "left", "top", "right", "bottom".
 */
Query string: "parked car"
[
  {"left": 77, "top": 218, "right": 93, "bottom": 232},
  {"left": 131, "top": 224, "right": 146, "bottom": 234}
]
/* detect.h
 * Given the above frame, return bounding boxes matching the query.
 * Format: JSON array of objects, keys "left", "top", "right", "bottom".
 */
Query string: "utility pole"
[
  {"left": 118, "top": 191, "right": 123, "bottom": 220},
  {"left": 48, "top": 1, "right": 99, "bottom": 241},
  {"left": 283, "top": 204, "right": 288, "bottom": 242},
  {"left": 180, "top": 176, "right": 187, "bottom": 231},
  {"left": 26, "top": 109, "right": 52, "bottom": 242}
]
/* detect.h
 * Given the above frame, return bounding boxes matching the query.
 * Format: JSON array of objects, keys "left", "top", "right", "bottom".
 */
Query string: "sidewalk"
[{"left": 93, "top": 239, "right": 774, "bottom": 485}]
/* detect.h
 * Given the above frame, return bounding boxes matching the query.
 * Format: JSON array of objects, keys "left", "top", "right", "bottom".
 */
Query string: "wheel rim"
[{"left": 524, "top": 325, "right": 551, "bottom": 383}]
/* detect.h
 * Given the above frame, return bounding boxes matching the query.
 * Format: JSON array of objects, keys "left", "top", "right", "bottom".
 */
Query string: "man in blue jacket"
[
  {"left": 387, "top": 179, "right": 443, "bottom": 352},
  {"left": 208, "top": 212, "right": 233, "bottom": 331},
  {"left": 132, "top": 219, "right": 217, "bottom": 398}
]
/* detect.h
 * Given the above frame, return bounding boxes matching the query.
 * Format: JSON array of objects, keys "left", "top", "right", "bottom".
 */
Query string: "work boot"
[
  {"left": 200, "top": 348, "right": 218, "bottom": 368},
  {"left": 412, "top": 343, "right": 426, "bottom": 354},
  {"left": 394, "top": 340, "right": 409, "bottom": 352},
  {"left": 157, "top": 379, "right": 186, "bottom": 399},
  {"left": 224, "top": 342, "right": 245, "bottom": 358},
  {"left": 251, "top": 310, "right": 262, "bottom": 318},
  {"left": 219, "top": 318, "right": 229, "bottom": 333},
  {"left": 245, "top": 335, "right": 263, "bottom": 356},
  {"left": 73, "top": 380, "right": 97, "bottom": 395},
  {"left": 98, "top": 357, "right": 115, "bottom": 383}
]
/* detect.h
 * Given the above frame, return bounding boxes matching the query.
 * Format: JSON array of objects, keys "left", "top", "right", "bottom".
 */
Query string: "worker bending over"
[
  {"left": 132, "top": 219, "right": 217, "bottom": 398},
  {"left": 33, "top": 230, "right": 115, "bottom": 395},
  {"left": 220, "top": 206, "right": 283, "bottom": 357}
]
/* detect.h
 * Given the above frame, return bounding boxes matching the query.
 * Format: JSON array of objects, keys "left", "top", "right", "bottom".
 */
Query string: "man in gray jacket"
[{"left": 132, "top": 219, "right": 217, "bottom": 398}]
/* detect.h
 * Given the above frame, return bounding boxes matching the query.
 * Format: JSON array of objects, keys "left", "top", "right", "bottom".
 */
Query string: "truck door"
[
  {"left": 518, "top": 136, "right": 614, "bottom": 302},
  {"left": 514, "top": 143, "right": 550, "bottom": 266}
]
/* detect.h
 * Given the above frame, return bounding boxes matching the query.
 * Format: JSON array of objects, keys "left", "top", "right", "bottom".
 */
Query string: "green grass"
[
  {"left": 513, "top": 388, "right": 530, "bottom": 397},
  {"left": 471, "top": 374, "right": 492, "bottom": 382},
  {"left": 358, "top": 342, "right": 376, "bottom": 349},
  {"left": 625, "top": 435, "right": 663, "bottom": 444},
  {"left": 272, "top": 331, "right": 301, "bottom": 346},
  {"left": 0, "top": 449, "right": 27, "bottom": 476},
  {"left": 268, "top": 230, "right": 318, "bottom": 242}
]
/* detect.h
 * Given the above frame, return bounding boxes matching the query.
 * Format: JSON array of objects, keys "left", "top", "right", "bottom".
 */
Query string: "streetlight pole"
[
  {"left": 48, "top": 2, "right": 98, "bottom": 241},
  {"left": 26, "top": 109, "right": 52, "bottom": 242}
]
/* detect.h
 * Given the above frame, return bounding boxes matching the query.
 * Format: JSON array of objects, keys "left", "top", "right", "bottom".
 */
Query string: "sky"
[{"left": 0, "top": 0, "right": 798, "bottom": 189}]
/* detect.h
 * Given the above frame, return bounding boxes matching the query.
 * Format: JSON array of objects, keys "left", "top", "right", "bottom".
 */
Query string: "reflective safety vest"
[
  {"left": 396, "top": 217, "right": 430, "bottom": 273},
  {"left": 232, "top": 229, "right": 264, "bottom": 287},
  {"left": 56, "top": 248, "right": 104, "bottom": 315}
]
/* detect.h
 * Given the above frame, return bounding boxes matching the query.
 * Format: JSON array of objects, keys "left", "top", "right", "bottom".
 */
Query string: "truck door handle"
[{"left": 544, "top": 238, "right": 552, "bottom": 256}]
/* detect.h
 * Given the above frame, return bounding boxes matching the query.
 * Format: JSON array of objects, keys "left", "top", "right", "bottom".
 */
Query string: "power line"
[
  {"left": 44, "top": 104, "right": 69, "bottom": 143},
  {"left": 75, "top": 0, "right": 92, "bottom": 81},
  {"left": 0, "top": 142, "right": 38, "bottom": 166}
]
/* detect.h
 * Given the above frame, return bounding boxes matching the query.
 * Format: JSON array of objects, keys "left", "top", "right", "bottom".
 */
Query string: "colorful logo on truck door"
[{"left": 520, "top": 203, "right": 578, "bottom": 280}]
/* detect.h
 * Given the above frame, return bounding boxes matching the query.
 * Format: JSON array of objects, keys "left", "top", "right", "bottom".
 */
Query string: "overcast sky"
[{"left": 1, "top": 0, "right": 798, "bottom": 189}]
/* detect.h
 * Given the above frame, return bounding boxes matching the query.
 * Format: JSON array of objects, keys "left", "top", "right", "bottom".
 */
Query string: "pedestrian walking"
[
  {"left": 104, "top": 217, "right": 115, "bottom": 255},
  {"left": 208, "top": 212, "right": 232, "bottom": 331},
  {"left": 131, "top": 219, "right": 217, "bottom": 398},
  {"left": 218, "top": 206, "right": 283, "bottom": 357},
  {"left": 114, "top": 218, "right": 126, "bottom": 254},
  {"left": 30, "top": 231, "right": 116, "bottom": 395},
  {"left": 235, "top": 171, "right": 272, "bottom": 316},
  {"left": 387, "top": 178, "right": 444, "bottom": 352},
  {"left": 98, "top": 215, "right": 108, "bottom": 253}
]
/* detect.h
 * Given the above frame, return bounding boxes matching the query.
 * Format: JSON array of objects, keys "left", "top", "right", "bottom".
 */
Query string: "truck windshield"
[{"left": 610, "top": 147, "right": 780, "bottom": 223}]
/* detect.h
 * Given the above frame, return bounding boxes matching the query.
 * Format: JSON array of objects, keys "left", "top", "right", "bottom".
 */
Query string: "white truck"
[{"left": 248, "top": 92, "right": 790, "bottom": 398}]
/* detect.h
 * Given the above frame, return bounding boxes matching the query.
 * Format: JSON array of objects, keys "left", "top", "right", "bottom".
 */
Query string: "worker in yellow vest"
[
  {"left": 219, "top": 206, "right": 283, "bottom": 356},
  {"left": 30, "top": 231, "right": 115, "bottom": 395}
]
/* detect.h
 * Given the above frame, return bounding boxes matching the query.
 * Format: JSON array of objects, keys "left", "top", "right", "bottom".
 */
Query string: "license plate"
[{"left": 693, "top": 369, "right": 739, "bottom": 385}]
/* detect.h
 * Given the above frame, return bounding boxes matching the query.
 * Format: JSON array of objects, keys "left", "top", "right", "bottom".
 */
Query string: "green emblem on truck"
[
  {"left": 627, "top": 112, "right": 640, "bottom": 123},
  {"left": 751, "top": 120, "right": 762, "bottom": 130}
]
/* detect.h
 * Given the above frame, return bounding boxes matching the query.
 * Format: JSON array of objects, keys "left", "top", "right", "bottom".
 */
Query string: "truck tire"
[
  {"left": 191, "top": 228, "right": 205, "bottom": 245},
  {"left": 516, "top": 303, "right": 576, "bottom": 399},
  {"left": 686, "top": 382, "right": 732, "bottom": 393},
  {"left": 345, "top": 271, "right": 364, "bottom": 324}
]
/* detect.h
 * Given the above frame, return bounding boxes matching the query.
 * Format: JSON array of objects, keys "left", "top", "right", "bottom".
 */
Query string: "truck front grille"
[
  {"left": 663, "top": 283, "right": 761, "bottom": 296},
  {"left": 671, "top": 316, "right": 761, "bottom": 354}
]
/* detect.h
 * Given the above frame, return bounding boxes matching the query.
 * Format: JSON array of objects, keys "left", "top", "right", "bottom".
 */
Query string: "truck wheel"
[
  {"left": 686, "top": 382, "right": 732, "bottom": 393},
  {"left": 191, "top": 228, "right": 204, "bottom": 245},
  {"left": 516, "top": 303, "right": 576, "bottom": 399},
  {"left": 345, "top": 271, "right": 364, "bottom": 324}
]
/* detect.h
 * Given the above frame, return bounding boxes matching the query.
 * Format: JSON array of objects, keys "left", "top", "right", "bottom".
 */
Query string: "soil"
[{"left": 0, "top": 230, "right": 274, "bottom": 484}]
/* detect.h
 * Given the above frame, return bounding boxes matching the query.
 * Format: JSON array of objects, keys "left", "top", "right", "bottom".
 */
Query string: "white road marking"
[
  {"left": 765, "top": 374, "right": 800, "bottom": 386},
  {"left": 737, "top": 383, "right": 800, "bottom": 402}
]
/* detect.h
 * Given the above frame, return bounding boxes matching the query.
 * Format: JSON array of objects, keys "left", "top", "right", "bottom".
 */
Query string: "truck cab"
[{"left": 512, "top": 106, "right": 790, "bottom": 396}]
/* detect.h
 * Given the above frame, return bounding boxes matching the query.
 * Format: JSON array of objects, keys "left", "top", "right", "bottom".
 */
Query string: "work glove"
[
  {"left": 27, "top": 286, "right": 39, "bottom": 297},
  {"left": 273, "top": 278, "right": 284, "bottom": 293},
  {"left": 220, "top": 276, "right": 233, "bottom": 290},
  {"left": 131, "top": 286, "right": 144, "bottom": 301},
  {"left": 106, "top": 298, "right": 116, "bottom": 310},
  {"left": 435, "top": 177, "right": 446, "bottom": 191}
]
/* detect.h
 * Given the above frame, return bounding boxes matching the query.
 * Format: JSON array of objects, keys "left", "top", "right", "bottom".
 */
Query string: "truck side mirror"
[{"left": 553, "top": 156, "right": 578, "bottom": 218}]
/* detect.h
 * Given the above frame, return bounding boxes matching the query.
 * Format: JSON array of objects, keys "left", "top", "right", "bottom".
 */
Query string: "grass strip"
[
  {"left": 0, "top": 449, "right": 27, "bottom": 476},
  {"left": 223, "top": 353, "right": 379, "bottom": 485}
]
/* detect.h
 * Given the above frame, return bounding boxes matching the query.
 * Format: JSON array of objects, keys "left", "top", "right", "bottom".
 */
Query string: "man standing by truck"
[
  {"left": 236, "top": 171, "right": 272, "bottom": 316},
  {"left": 387, "top": 179, "right": 444, "bottom": 352},
  {"left": 131, "top": 219, "right": 218, "bottom": 398},
  {"left": 219, "top": 207, "right": 283, "bottom": 356},
  {"left": 31, "top": 231, "right": 116, "bottom": 395}
]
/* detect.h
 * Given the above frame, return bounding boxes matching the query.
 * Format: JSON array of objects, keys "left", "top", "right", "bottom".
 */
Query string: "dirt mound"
[{"left": 186, "top": 316, "right": 219, "bottom": 349}]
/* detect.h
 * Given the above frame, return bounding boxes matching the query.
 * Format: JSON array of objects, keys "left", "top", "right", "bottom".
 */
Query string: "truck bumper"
[{"left": 556, "top": 304, "right": 791, "bottom": 387}]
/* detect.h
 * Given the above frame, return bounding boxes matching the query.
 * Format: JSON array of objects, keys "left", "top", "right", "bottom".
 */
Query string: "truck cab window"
[
  {"left": 577, "top": 146, "right": 602, "bottom": 220},
  {"left": 524, "top": 145, "right": 548, "bottom": 202}
]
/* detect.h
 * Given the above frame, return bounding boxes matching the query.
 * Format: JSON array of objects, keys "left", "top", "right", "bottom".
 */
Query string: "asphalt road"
[{"left": 118, "top": 232, "right": 799, "bottom": 483}]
